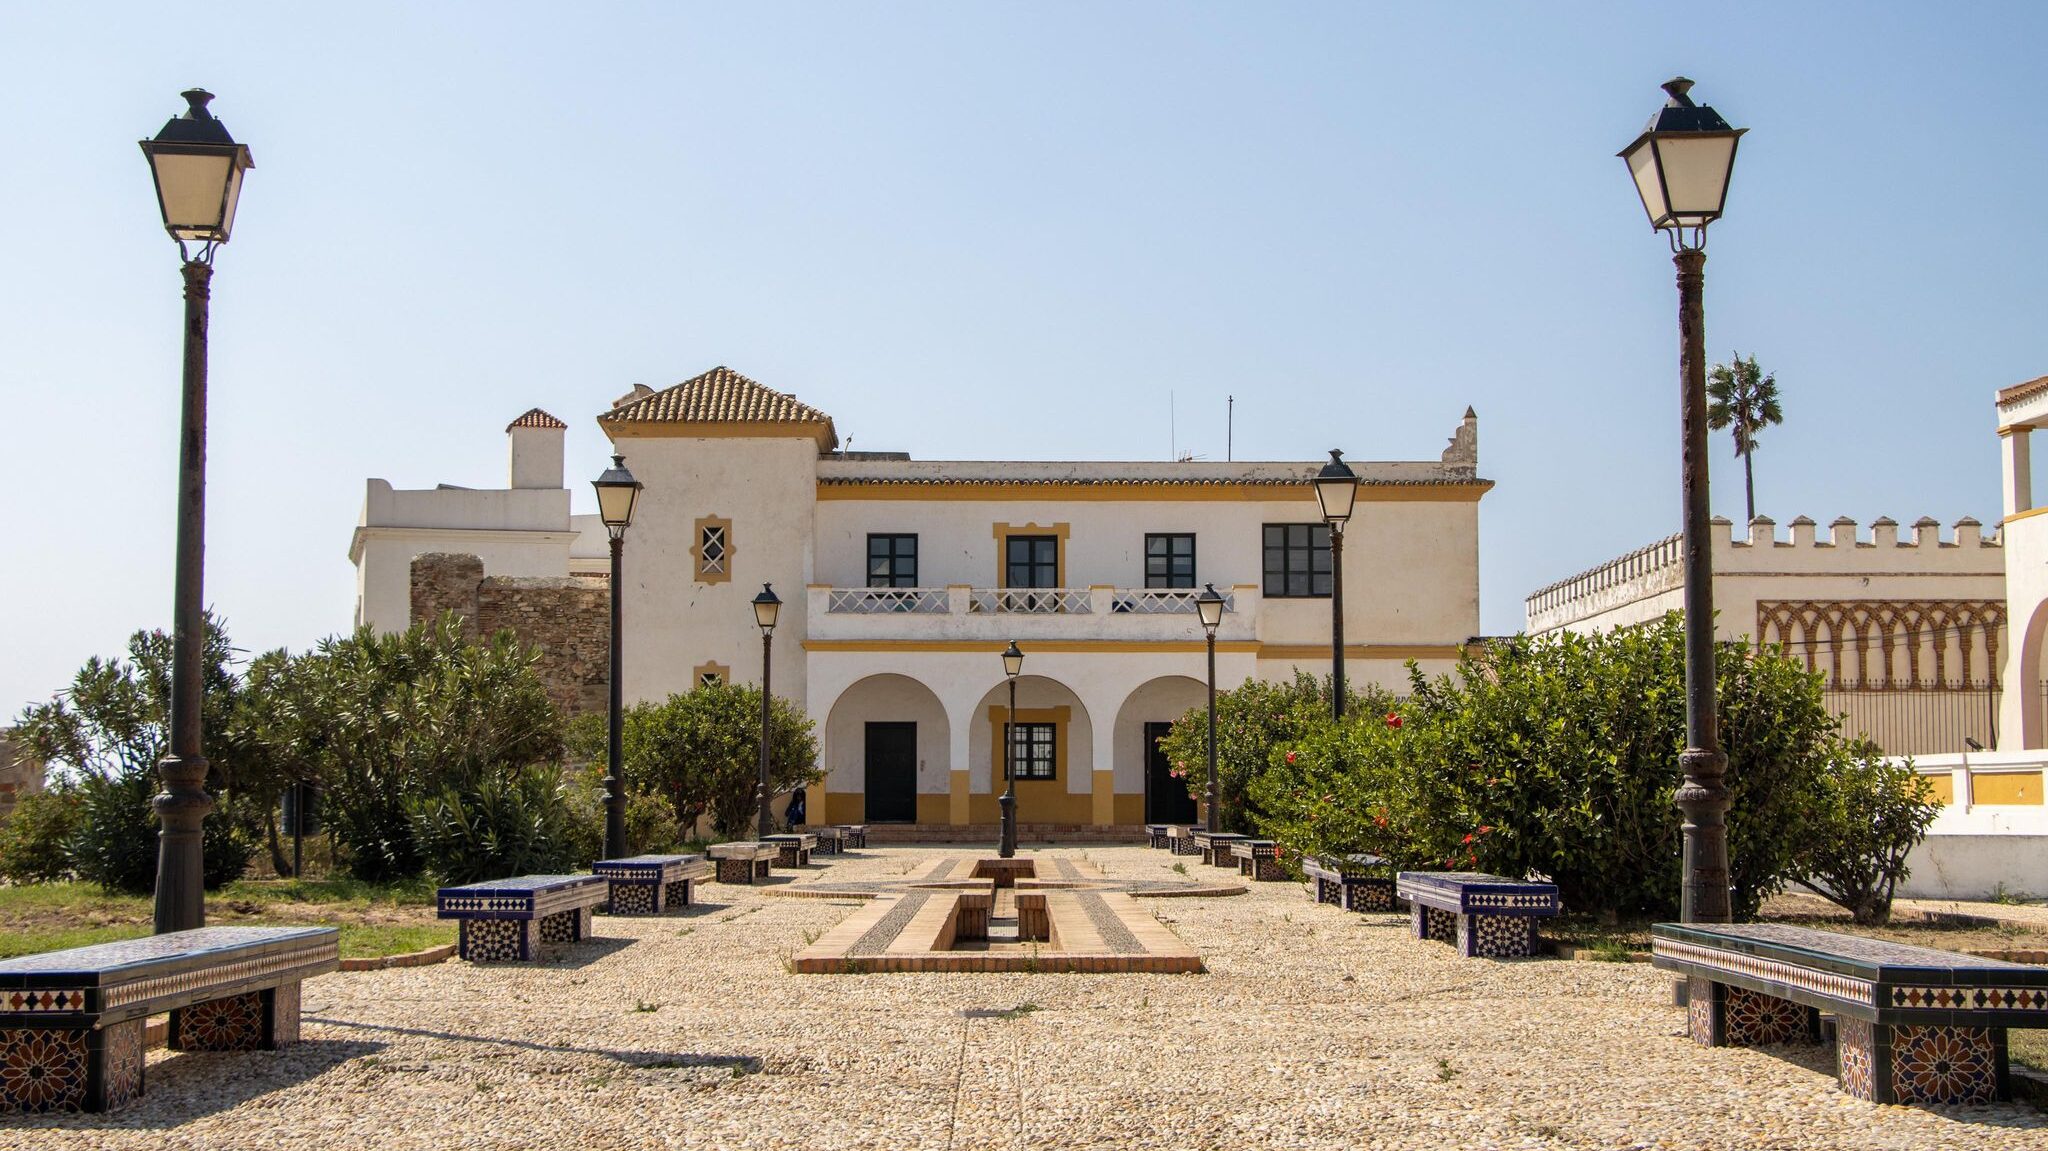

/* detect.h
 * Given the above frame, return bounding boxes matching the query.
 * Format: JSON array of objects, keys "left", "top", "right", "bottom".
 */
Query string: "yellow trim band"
[{"left": 816, "top": 481, "right": 1494, "bottom": 503}]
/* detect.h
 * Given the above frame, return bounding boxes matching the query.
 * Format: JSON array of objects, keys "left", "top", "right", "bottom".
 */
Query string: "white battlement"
[{"left": 1525, "top": 515, "right": 2002, "bottom": 634}]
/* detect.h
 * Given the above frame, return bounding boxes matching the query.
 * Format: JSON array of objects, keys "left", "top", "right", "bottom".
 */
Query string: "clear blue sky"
[{"left": 6, "top": 2, "right": 2044, "bottom": 714}]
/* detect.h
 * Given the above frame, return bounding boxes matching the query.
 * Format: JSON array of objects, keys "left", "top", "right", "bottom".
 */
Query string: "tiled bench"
[
  {"left": 437, "top": 874, "right": 608, "bottom": 962},
  {"left": 1193, "top": 830, "right": 1246, "bottom": 868},
  {"left": 1395, "top": 871, "right": 1559, "bottom": 958},
  {"left": 839, "top": 825, "right": 868, "bottom": 849},
  {"left": 593, "top": 854, "right": 712, "bottom": 915},
  {"left": 812, "top": 826, "right": 847, "bottom": 855},
  {"left": 1303, "top": 854, "right": 1398, "bottom": 912},
  {"left": 764, "top": 833, "right": 818, "bottom": 868},
  {"left": 708, "top": 841, "right": 778, "bottom": 884},
  {"left": 1164, "top": 825, "right": 1203, "bottom": 856},
  {"left": 1145, "top": 824, "right": 1171, "bottom": 849},
  {"left": 1653, "top": 922, "right": 2048, "bottom": 1106},
  {"left": 1230, "top": 839, "right": 1285, "bottom": 881},
  {"left": 0, "top": 925, "right": 338, "bottom": 1114}
]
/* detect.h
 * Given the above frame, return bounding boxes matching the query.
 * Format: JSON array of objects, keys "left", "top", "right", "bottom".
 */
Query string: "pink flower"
[
  {"left": 1385, "top": 713, "right": 1403, "bottom": 729},
  {"left": 1284, "top": 751, "right": 1297, "bottom": 764}
]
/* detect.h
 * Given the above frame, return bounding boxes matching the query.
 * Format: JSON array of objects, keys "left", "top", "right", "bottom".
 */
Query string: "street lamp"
[
  {"left": 998, "top": 640, "right": 1024, "bottom": 858},
  {"left": 752, "top": 584, "right": 782, "bottom": 840},
  {"left": 1196, "top": 584, "right": 1225, "bottom": 832},
  {"left": 138, "top": 89, "right": 254, "bottom": 935},
  {"left": 592, "top": 454, "right": 642, "bottom": 860},
  {"left": 1313, "top": 449, "right": 1359, "bottom": 720},
  {"left": 1620, "top": 76, "right": 1745, "bottom": 925}
]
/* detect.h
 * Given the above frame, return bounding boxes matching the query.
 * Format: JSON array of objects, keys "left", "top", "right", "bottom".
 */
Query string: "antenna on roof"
[
  {"left": 1169, "top": 391, "right": 1176, "bottom": 462},
  {"left": 1227, "top": 395, "right": 1234, "bottom": 462}
]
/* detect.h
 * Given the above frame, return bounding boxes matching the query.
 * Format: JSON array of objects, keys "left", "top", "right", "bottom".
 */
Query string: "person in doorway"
[{"left": 785, "top": 785, "right": 807, "bottom": 830}]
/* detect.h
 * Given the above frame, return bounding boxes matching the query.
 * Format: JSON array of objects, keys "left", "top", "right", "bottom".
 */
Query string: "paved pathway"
[{"left": 15, "top": 846, "right": 2047, "bottom": 1149}]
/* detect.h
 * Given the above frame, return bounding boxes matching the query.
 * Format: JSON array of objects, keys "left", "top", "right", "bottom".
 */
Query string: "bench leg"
[
  {"left": 1347, "top": 880, "right": 1397, "bottom": 913},
  {"left": 460, "top": 917, "right": 534, "bottom": 962},
  {"left": 1834, "top": 1018, "right": 2006, "bottom": 1105},
  {"left": 608, "top": 880, "right": 660, "bottom": 916},
  {"left": 1412, "top": 904, "right": 1456, "bottom": 943},
  {"left": 1687, "top": 980, "right": 1822, "bottom": 1048},
  {"left": 1253, "top": 858, "right": 1284, "bottom": 882},
  {"left": 538, "top": 907, "right": 591, "bottom": 945},
  {"left": 754, "top": 859, "right": 772, "bottom": 880},
  {"left": 717, "top": 858, "right": 752, "bottom": 884},
  {"left": 1456, "top": 913, "right": 1539, "bottom": 958},
  {"left": 1313, "top": 877, "right": 1338, "bottom": 905},
  {"left": 171, "top": 983, "right": 298, "bottom": 1051}
]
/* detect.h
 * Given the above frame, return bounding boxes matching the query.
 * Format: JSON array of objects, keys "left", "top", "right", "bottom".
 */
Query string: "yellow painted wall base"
[
  {"left": 1974, "top": 771, "right": 2043, "bottom": 805},
  {"left": 1924, "top": 775, "right": 1955, "bottom": 805},
  {"left": 917, "top": 793, "right": 954, "bottom": 824},
  {"left": 950, "top": 769, "right": 970, "bottom": 824},
  {"left": 1091, "top": 770, "right": 1115, "bottom": 825}
]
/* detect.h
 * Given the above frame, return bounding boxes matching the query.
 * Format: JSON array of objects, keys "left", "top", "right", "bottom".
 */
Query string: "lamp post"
[
  {"left": 1313, "top": 449, "right": 1359, "bottom": 720},
  {"left": 1196, "top": 584, "right": 1225, "bottom": 832},
  {"left": 752, "top": 584, "right": 782, "bottom": 840},
  {"left": 998, "top": 641, "right": 1024, "bottom": 858},
  {"left": 593, "top": 454, "right": 642, "bottom": 860},
  {"left": 139, "top": 89, "right": 253, "bottom": 935},
  {"left": 1620, "top": 76, "right": 1746, "bottom": 925}
]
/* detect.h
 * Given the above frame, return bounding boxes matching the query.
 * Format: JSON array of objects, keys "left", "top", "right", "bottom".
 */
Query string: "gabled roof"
[
  {"left": 506, "top": 407, "right": 567, "bottom": 431},
  {"left": 599, "top": 366, "right": 838, "bottom": 449}
]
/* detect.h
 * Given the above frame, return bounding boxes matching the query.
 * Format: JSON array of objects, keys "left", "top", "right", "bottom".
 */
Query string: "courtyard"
[{"left": 11, "top": 846, "right": 2044, "bottom": 1150}]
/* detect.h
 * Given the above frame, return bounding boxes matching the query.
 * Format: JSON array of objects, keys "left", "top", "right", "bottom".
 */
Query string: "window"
[
  {"left": 1005, "top": 722, "right": 1057, "bottom": 780},
  {"left": 867, "top": 534, "right": 918, "bottom": 587},
  {"left": 1263, "top": 523, "right": 1332, "bottom": 597},
  {"left": 692, "top": 661, "right": 729, "bottom": 687},
  {"left": 694, "top": 515, "right": 733, "bottom": 584},
  {"left": 1144, "top": 533, "right": 1196, "bottom": 589},
  {"left": 1005, "top": 535, "right": 1058, "bottom": 589}
]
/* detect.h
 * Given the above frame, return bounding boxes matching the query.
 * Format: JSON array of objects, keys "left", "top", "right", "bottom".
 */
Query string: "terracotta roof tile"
[
  {"left": 506, "top": 407, "right": 567, "bottom": 431},
  {"left": 1997, "top": 375, "right": 2048, "bottom": 407},
  {"left": 601, "top": 366, "right": 834, "bottom": 427}
]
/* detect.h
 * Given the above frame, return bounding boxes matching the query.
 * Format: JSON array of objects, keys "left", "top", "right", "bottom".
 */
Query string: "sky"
[{"left": 5, "top": 2, "right": 2045, "bottom": 715}]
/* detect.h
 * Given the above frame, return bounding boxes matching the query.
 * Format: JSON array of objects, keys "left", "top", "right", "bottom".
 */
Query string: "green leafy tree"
[
  {"left": 570, "top": 683, "right": 820, "bottom": 839},
  {"left": 0, "top": 787, "right": 84, "bottom": 884},
  {"left": 1706, "top": 352, "right": 1784, "bottom": 525},
  {"left": 249, "top": 615, "right": 564, "bottom": 880},
  {"left": 1155, "top": 672, "right": 1380, "bottom": 835},
  {"left": 13, "top": 614, "right": 262, "bottom": 892},
  {"left": 1789, "top": 745, "right": 1942, "bottom": 925}
]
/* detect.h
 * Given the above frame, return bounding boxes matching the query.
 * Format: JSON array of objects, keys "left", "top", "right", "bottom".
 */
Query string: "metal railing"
[
  {"left": 969, "top": 588, "right": 1094, "bottom": 615},
  {"left": 1822, "top": 681, "right": 2005, "bottom": 757},
  {"left": 1109, "top": 588, "right": 1237, "bottom": 614}
]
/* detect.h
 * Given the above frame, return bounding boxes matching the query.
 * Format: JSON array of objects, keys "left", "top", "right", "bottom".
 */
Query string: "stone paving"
[{"left": 11, "top": 846, "right": 2048, "bottom": 1149}]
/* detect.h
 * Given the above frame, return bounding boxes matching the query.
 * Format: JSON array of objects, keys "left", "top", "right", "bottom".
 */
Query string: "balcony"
[{"left": 808, "top": 585, "right": 1256, "bottom": 643}]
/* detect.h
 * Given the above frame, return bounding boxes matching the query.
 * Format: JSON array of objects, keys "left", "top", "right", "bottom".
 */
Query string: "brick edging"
[{"left": 338, "top": 943, "right": 458, "bottom": 972}]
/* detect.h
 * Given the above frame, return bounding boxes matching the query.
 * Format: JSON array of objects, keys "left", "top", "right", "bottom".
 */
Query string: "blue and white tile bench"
[
  {"left": 436, "top": 874, "right": 608, "bottom": 962},
  {"left": 708, "top": 841, "right": 778, "bottom": 884},
  {"left": 1303, "top": 854, "right": 1398, "bottom": 912},
  {"left": 1652, "top": 922, "right": 2048, "bottom": 1105},
  {"left": 1395, "top": 872, "right": 1560, "bottom": 958},
  {"left": 1230, "top": 839, "right": 1285, "bottom": 881},
  {"left": 838, "top": 824, "right": 867, "bottom": 849},
  {"left": 763, "top": 833, "right": 818, "bottom": 868},
  {"left": 593, "top": 854, "right": 712, "bottom": 915},
  {"left": 1164, "top": 825, "right": 1203, "bottom": 857},
  {"left": 1192, "top": 830, "right": 1246, "bottom": 868},
  {"left": 812, "top": 826, "right": 848, "bottom": 855},
  {"left": 1145, "top": 824, "right": 1171, "bottom": 849},
  {"left": 0, "top": 925, "right": 338, "bottom": 1114}
]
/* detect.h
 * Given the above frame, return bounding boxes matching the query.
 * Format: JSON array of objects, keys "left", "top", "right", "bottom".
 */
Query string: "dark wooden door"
[
  {"left": 864, "top": 722, "right": 918, "bottom": 823},
  {"left": 1145, "top": 721, "right": 1197, "bottom": 823}
]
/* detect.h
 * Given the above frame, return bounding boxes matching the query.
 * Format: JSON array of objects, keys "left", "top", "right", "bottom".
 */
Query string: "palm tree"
[{"left": 1706, "top": 352, "right": 1784, "bottom": 525}]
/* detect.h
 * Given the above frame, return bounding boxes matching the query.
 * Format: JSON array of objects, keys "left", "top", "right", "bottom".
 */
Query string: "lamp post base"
[{"left": 997, "top": 792, "right": 1017, "bottom": 858}]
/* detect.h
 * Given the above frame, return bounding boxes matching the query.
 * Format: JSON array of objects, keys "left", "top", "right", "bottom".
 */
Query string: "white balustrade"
[{"left": 824, "top": 587, "right": 950, "bottom": 614}]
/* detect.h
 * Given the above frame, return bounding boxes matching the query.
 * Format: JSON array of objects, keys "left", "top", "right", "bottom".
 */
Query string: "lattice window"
[
  {"left": 1006, "top": 722, "right": 1057, "bottom": 780},
  {"left": 694, "top": 516, "right": 733, "bottom": 584}
]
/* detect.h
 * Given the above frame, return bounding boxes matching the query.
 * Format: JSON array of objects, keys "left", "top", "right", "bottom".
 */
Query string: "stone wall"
[
  {"left": 411, "top": 553, "right": 611, "bottom": 719},
  {"left": 0, "top": 728, "right": 45, "bottom": 823}
]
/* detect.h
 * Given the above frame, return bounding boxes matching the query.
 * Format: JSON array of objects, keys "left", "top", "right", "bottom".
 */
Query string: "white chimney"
[{"left": 506, "top": 408, "right": 567, "bottom": 490}]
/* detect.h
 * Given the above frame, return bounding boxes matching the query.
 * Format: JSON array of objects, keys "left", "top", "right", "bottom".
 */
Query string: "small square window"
[
  {"left": 1005, "top": 722, "right": 1057, "bottom": 780},
  {"left": 867, "top": 534, "right": 918, "bottom": 588}
]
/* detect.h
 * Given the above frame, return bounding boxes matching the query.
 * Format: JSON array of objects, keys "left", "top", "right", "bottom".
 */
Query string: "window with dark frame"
[
  {"left": 1005, "top": 535, "right": 1058, "bottom": 588},
  {"left": 1144, "top": 533, "right": 1196, "bottom": 589},
  {"left": 1005, "top": 722, "right": 1057, "bottom": 780},
  {"left": 867, "top": 534, "right": 918, "bottom": 587},
  {"left": 1263, "top": 523, "right": 1332, "bottom": 598}
]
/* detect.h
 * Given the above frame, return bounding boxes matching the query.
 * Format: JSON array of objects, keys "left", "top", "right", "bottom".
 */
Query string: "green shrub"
[
  {"left": 65, "top": 770, "right": 256, "bottom": 894},
  {"left": 1789, "top": 746, "right": 1942, "bottom": 925},
  {"left": 0, "top": 787, "right": 83, "bottom": 884},
  {"left": 579, "top": 683, "right": 820, "bottom": 838},
  {"left": 1156, "top": 672, "right": 1383, "bottom": 835},
  {"left": 406, "top": 763, "right": 587, "bottom": 885}
]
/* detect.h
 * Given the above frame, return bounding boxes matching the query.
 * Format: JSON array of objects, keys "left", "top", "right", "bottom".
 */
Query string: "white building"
[{"left": 352, "top": 366, "right": 1493, "bottom": 831}]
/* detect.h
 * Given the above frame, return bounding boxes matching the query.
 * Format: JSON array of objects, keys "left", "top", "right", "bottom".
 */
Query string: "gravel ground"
[{"left": 13, "top": 846, "right": 2046, "bottom": 1150}]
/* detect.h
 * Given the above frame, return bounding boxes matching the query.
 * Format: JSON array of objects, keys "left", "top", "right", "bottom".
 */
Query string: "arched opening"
[
  {"left": 968, "top": 675, "right": 1094, "bottom": 826},
  {"left": 821, "top": 674, "right": 950, "bottom": 824},
  {"left": 1114, "top": 676, "right": 1209, "bottom": 824}
]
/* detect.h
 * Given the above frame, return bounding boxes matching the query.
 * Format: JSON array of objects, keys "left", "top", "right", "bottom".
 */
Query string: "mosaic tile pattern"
[
  {"left": 609, "top": 882, "right": 659, "bottom": 916},
  {"left": 174, "top": 990, "right": 265, "bottom": 1052},
  {"left": 538, "top": 908, "right": 590, "bottom": 945},
  {"left": 1311, "top": 876, "right": 1343, "bottom": 905},
  {"left": 460, "top": 918, "right": 530, "bottom": 962},
  {"left": 1458, "top": 913, "right": 1537, "bottom": 958},
  {"left": 1724, "top": 985, "right": 1815, "bottom": 1046},
  {"left": 101, "top": 1017, "right": 145, "bottom": 1111},
  {"left": 99, "top": 941, "right": 337, "bottom": 1011},
  {"left": 270, "top": 982, "right": 301, "bottom": 1047},
  {"left": 1836, "top": 1015, "right": 1876, "bottom": 1100},
  {"left": 1687, "top": 977, "right": 1720, "bottom": 1046},
  {"left": 1891, "top": 1024, "right": 1999, "bottom": 1105},
  {"left": 717, "top": 858, "right": 757, "bottom": 884},
  {"left": 0, "top": 1027, "right": 86, "bottom": 1113},
  {"left": 1413, "top": 904, "right": 1457, "bottom": 943},
  {"left": 1652, "top": 937, "right": 1876, "bottom": 1010},
  {"left": 1346, "top": 880, "right": 1397, "bottom": 913},
  {"left": 1, "top": 990, "right": 85, "bottom": 1014},
  {"left": 1889, "top": 984, "right": 2048, "bottom": 1013}
]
